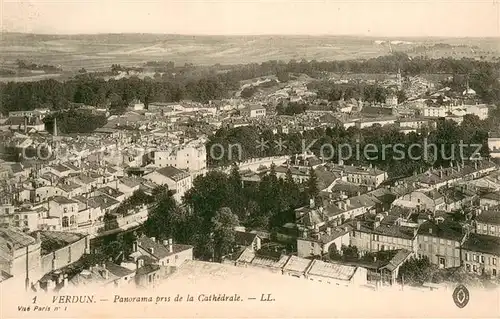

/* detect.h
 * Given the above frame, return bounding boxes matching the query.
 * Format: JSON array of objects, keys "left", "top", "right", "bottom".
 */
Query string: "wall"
[
  {"left": 475, "top": 222, "right": 500, "bottom": 237},
  {"left": 462, "top": 250, "right": 499, "bottom": 277},
  {"left": 1, "top": 241, "right": 42, "bottom": 286},
  {"left": 40, "top": 235, "right": 89, "bottom": 275},
  {"left": 417, "top": 235, "right": 461, "bottom": 268},
  {"left": 220, "top": 156, "right": 290, "bottom": 174}
]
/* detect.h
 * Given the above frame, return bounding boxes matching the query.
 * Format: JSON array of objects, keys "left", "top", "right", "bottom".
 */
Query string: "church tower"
[
  {"left": 53, "top": 117, "right": 58, "bottom": 137},
  {"left": 397, "top": 68, "right": 402, "bottom": 89}
]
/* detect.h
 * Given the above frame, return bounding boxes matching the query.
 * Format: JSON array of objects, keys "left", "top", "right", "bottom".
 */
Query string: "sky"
[{"left": 1, "top": 0, "right": 499, "bottom": 37}]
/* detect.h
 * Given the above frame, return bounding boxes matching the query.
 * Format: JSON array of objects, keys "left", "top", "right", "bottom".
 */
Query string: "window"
[
  {"left": 424, "top": 236, "right": 428, "bottom": 242},
  {"left": 466, "top": 264, "right": 471, "bottom": 271},
  {"left": 439, "top": 257, "right": 445, "bottom": 267},
  {"left": 473, "top": 265, "right": 477, "bottom": 272},
  {"left": 473, "top": 254, "right": 478, "bottom": 262},
  {"left": 493, "top": 269, "right": 497, "bottom": 276},
  {"left": 493, "top": 258, "right": 497, "bottom": 266},
  {"left": 465, "top": 253, "right": 470, "bottom": 261},
  {"left": 62, "top": 216, "right": 69, "bottom": 228},
  {"left": 447, "top": 240, "right": 452, "bottom": 246},
  {"left": 432, "top": 238, "right": 437, "bottom": 243},
  {"left": 480, "top": 256, "right": 485, "bottom": 263}
]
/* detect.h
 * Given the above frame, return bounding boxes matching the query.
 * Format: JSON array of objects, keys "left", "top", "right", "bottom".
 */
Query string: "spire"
[{"left": 53, "top": 117, "right": 58, "bottom": 137}]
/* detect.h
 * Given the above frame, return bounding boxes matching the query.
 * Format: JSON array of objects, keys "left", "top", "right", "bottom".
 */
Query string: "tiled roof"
[
  {"left": 156, "top": 166, "right": 189, "bottom": 181},
  {"left": 307, "top": 260, "right": 357, "bottom": 281},
  {"left": 417, "top": 220, "right": 466, "bottom": 242},
  {"left": 462, "top": 233, "right": 500, "bottom": 256},
  {"left": 476, "top": 209, "right": 500, "bottom": 226},
  {"left": 0, "top": 227, "right": 36, "bottom": 250},
  {"left": 283, "top": 255, "right": 313, "bottom": 273}
]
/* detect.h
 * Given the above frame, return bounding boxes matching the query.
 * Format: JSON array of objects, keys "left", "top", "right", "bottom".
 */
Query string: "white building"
[
  {"left": 143, "top": 166, "right": 193, "bottom": 202},
  {"left": 153, "top": 142, "right": 207, "bottom": 173},
  {"left": 241, "top": 105, "right": 266, "bottom": 118}
]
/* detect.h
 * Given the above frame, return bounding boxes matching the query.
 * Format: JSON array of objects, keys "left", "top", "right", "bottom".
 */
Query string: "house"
[
  {"left": 474, "top": 208, "right": 500, "bottom": 237},
  {"left": 234, "top": 231, "right": 262, "bottom": 252},
  {"left": 422, "top": 106, "right": 447, "bottom": 118},
  {"left": 346, "top": 249, "right": 413, "bottom": 285},
  {"left": 350, "top": 213, "right": 418, "bottom": 255},
  {"left": 153, "top": 142, "right": 207, "bottom": 173},
  {"left": 328, "top": 164, "right": 388, "bottom": 188},
  {"left": 131, "top": 236, "right": 193, "bottom": 267},
  {"left": 441, "top": 186, "right": 477, "bottom": 212},
  {"left": 479, "top": 191, "right": 500, "bottom": 208},
  {"left": 305, "top": 260, "right": 367, "bottom": 287},
  {"left": 461, "top": 233, "right": 500, "bottom": 277},
  {"left": 282, "top": 255, "right": 313, "bottom": 278},
  {"left": 241, "top": 105, "right": 266, "bottom": 118},
  {"left": 47, "top": 197, "right": 80, "bottom": 230},
  {"left": 417, "top": 219, "right": 467, "bottom": 268},
  {"left": 0, "top": 227, "right": 42, "bottom": 286},
  {"left": 488, "top": 132, "right": 500, "bottom": 158},
  {"left": 297, "top": 225, "right": 351, "bottom": 258},
  {"left": 68, "top": 262, "right": 135, "bottom": 289},
  {"left": 393, "top": 190, "right": 445, "bottom": 212},
  {"left": 143, "top": 166, "right": 192, "bottom": 202}
]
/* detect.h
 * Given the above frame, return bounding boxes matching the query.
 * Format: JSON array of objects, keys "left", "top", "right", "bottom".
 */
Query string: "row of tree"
[{"left": 207, "top": 114, "right": 490, "bottom": 179}]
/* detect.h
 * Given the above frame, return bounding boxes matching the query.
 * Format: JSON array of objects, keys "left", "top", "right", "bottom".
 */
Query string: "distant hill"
[{"left": 0, "top": 33, "right": 498, "bottom": 72}]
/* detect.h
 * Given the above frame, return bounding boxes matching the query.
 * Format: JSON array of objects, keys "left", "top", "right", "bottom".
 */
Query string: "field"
[{"left": 0, "top": 33, "right": 498, "bottom": 77}]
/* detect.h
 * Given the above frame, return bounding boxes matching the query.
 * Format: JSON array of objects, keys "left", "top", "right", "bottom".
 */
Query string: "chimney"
[
  {"left": 309, "top": 198, "right": 315, "bottom": 208},
  {"left": 326, "top": 227, "right": 332, "bottom": 235},
  {"left": 429, "top": 228, "right": 433, "bottom": 235},
  {"left": 136, "top": 258, "right": 144, "bottom": 269},
  {"left": 373, "top": 256, "right": 377, "bottom": 262},
  {"left": 356, "top": 221, "right": 361, "bottom": 230},
  {"left": 163, "top": 239, "right": 169, "bottom": 246},
  {"left": 373, "top": 221, "right": 380, "bottom": 230},
  {"left": 149, "top": 247, "right": 154, "bottom": 255},
  {"left": 132, "top": 241, "right": 138, "bottom": 252},
  {"left": 168, "top": 238, "right": 173, "bottom": 253},
  {"left": 151, "top": 237, "right": 156, "bottom": 243}
]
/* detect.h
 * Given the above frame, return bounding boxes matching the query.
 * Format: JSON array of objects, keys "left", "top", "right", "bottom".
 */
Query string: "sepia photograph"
[{"left": 0, "top": 0, "right": 499, "bottom": 318}]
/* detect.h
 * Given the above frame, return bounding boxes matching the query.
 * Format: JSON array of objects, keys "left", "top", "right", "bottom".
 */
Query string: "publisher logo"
[{"left": 452, "top": 284, "right": 470, "bottom": 308}]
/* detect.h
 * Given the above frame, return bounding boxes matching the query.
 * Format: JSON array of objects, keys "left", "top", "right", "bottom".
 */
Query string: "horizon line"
[{"left": 2, "top": 31, "right": 499, "bottom": 39}]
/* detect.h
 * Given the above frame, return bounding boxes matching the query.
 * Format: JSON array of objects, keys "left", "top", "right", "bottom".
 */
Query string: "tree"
[
  {"left": 341, "top": 245, "right": 359, "bottom": 261},
  {"left": 211, "top": 207, "right": 239, "bottom": 261},
  {"left": 143, "top": 188, "right": 180, "bottom": 240},
  {"left": 398, "top": 256, "right": 434, "bottom": 286},
  {"left": 306, "top": 167, "right": 319, "bottom": 200}
]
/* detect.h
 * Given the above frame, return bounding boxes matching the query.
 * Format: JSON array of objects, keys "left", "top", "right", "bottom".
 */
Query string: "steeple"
[
  {"left": 397, "top": 68, "right": 402, "bottom": 89},
  {"left": 53, "top": 117, "right": 58, "bottom": 137}
]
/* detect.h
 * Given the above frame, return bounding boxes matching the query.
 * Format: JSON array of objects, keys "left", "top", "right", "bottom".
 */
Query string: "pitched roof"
[
  {"left": 51, "top": 196, "right": 79, "bottom": 205},
  {"left": 462, "top": 233, "right": 500, "bottom": 256},
  {"left": 234, "top": 231, "right": 258, "bottom": 247},
  {"left": 476, "top": 209, "right": 500, "bottom": 226},
  {"left": 156, "top": 166, "right": 189, "bottom": 181},
  {"left": 307, "top": 260, "right": 357, "bottom": 281},
  {"left": 137, "top": 236, "right": 193, "bottom": 260},
  {"left": 417, "top": 220, "right": 466, "bottom": 242},
  {"left": 0, "top": 227, "right": 36, "bottom": 250}
]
